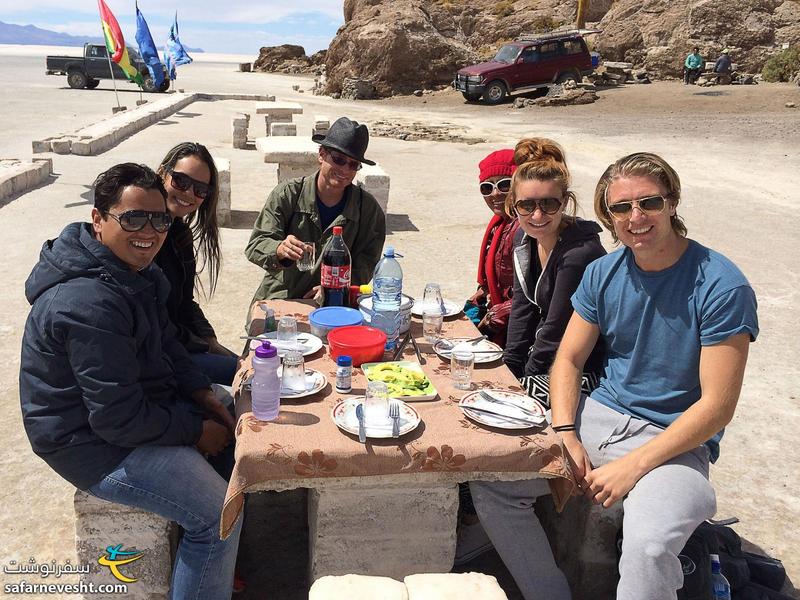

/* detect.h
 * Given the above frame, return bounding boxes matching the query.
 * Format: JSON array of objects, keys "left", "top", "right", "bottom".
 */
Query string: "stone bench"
[
  {"left": 0, "top": 158, "right": 52, "bottom": 201},
  {"left": 213, "top": 156, "right": 231, "bottom": 226},
  {"left": 356, "top": 164, "right": 390, "bottom": 214},
  {"left": 309, "top": 572, "right": 508, "bottom": 599},
  {"left": 255, "top": 101, "right": 303, "bottom": 136},
  {"left": 231, "top": 113, "right": 250, "bottom": 149},
  {"left": 74, "top": 490, "right": 176, "bottom": 600},
  {"left": 313, "top": 115, "right": 330, "bottom": 137}
]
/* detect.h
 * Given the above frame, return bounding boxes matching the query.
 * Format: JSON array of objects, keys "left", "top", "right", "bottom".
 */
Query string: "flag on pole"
[
  {"left": 135, "top": 2, "right": 164, "bottom": 89},
  {"left": 164, "top": 12, "right": 192, "bottom": 81},
  {"left": 97, "top": 0, "right": 143, "bottom": 85}
]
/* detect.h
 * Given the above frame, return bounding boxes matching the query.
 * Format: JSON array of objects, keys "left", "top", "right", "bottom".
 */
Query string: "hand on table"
[
  {"left": 467, "top": 287, "right": 487, "bottom": 306},
  {"left": 582, "top": 454, "right": 644, "bottom": 508},
  {"left": 197, "top": 419, "right": 232, "bottom": 456},
  {"left": 277, "top": 235, "right": 312, "bottom": 263},
  {"left": 192, "top": 387, "right": 236, "bottom": 435},
  {"left": 303, "top": 285, "right": 321, "bottom": 300}
]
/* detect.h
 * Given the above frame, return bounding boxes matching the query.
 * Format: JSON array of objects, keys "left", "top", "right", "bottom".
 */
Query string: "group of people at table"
[{"left": 18, "top": 116, "right": 758, "bottom": 599}]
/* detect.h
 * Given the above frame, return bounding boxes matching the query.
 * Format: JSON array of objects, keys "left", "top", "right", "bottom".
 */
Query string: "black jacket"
[
  {"left": 19, "top": 223, "right": 208, "bottom": 490},
  {"left": 504, "top": 219, "right": 607, "bottom": 378},
  {"left": 154, "top": 218, "right": 215, "bottom": 353}
]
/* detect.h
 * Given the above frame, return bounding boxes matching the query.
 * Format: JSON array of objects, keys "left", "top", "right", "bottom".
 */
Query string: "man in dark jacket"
[{"left": 19, "top": 163, "right": 240, "bottom": 598}]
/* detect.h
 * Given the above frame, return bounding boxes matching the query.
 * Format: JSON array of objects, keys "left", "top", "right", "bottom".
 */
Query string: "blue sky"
[{"left": 2, "top": 0, "right": 344, "bottom": 54}]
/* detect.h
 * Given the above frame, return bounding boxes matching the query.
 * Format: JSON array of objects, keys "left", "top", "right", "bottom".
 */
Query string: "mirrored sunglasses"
[
  {"left": 326, "top": 149, "right": 362, "bottom": 171},
  {"left": 606, "top": 195, "right": 667, "bottom": 220},
  {"left": 169, "top": 170, "right": 212, "bottom": 200},
  {"left": 107, "top": 210, "right": 172, "bottom": 233},
  {"left": 479, "top": 178, "right": 512, "bottom": 197},
  {"left": 514, "top": 197, "right": 563, "bottom": 216}
]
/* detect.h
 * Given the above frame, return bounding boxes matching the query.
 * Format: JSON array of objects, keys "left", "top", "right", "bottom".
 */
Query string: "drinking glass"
[
  {"left": 297, "top": 243, "right": 316, "bottom": 272},
  {"left": 277, "top": 316, "right": 298, "bottom": 343},
  {"left": 281, "top": 351, "right": 307, "bottom": 393},
  {"left": 422, "top": 283, "right": 444, "bottom": 315},
  {"left": 422, "top": 310, "right": 443, "bottom": 343},
  {"left": 450, "top": 350, "right": 475, "bottom": 391},
  {"left": 364, "top": 381, "right": 390, "bottom": 426}
]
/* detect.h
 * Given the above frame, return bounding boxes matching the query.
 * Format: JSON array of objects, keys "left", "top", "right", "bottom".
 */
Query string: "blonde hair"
[
  {"left": 504, "top": 137, "right": 577, "bottom": 220},
  {"left": 593, "top": 152, "right": 687, "bottom": 243}
]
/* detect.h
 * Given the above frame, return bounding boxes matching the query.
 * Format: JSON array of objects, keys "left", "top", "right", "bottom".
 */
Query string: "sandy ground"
[{"left": 1, "top": 44, "right": 798, "bottom": 598}]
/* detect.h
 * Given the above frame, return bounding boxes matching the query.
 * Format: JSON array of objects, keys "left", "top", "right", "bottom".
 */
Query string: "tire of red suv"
[
  {"left": 556, "top": 72, "right": 579, "bottom": 85},
  {"left": 462, "top": 92, "right": 482, "bottom": 102},
  {"left": 482, "top": 80, "right": 507, "bottom": 105}
]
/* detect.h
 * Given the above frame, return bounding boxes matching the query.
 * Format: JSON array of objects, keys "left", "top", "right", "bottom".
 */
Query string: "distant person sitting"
[
  {"left": 714, "top": 49, "right": 732, "bottom": 75},
  {"left": 684, "top": 47, "right": 704, "bottom": 85},
  {"left": 245, "top": 117, "right": 386, "bottom": 302}
]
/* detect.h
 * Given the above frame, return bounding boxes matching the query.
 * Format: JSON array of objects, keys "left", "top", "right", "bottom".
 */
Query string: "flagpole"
[{"left": 99, "top": 15, "right": 122, "bottom": 110}]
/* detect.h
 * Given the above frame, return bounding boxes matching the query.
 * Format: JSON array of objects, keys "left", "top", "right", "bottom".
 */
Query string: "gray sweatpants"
[{"left": 470, "top": 395, "right": 716, "bottom": 600}]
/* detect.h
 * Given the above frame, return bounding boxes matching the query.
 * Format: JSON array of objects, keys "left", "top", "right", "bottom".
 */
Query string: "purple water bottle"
[{"left": 251, "top": 341, "right": 280, "bottom": 421}]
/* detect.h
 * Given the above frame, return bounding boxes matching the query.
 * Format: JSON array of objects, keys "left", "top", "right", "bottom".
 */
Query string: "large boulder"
[{"left": 253, "top": 44, "right": 311, "bottom": 73}]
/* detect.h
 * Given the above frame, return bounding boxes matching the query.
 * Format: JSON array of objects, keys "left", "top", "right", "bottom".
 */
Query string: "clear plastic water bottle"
[
  {"left": 251, "top": 341, "right": 281, "bottom": 421},
  {"left": 372, "top": 246, "right": 402, "bottom": 350},
  {"left": 710, "top": 554, "right": 731, "bottom": 599}
]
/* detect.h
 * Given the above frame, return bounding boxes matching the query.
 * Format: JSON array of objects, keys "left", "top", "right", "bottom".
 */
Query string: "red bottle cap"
[{"left": 333, "top": 226, "right": 343, "bottom": 235}]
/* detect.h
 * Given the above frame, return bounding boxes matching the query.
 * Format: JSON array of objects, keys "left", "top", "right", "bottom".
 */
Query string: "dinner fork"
[{"left": 389, "top": 401, "right": 401, "bottom": 438}]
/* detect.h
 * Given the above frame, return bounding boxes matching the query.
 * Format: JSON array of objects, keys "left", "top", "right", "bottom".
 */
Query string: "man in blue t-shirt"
[{"left": 469, "top": 152, "right": 758, "bottom": 600}]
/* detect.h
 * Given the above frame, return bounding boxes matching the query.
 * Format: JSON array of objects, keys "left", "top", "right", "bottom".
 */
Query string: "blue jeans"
[
  {"left": 190, "top": 352, "right": 238, "bottom": 386},
  {"left": 88, "top": 445, "right": 242, "bottom": 600}
]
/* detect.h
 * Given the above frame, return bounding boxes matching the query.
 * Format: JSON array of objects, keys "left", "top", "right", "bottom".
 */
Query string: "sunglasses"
[
  {"left": 107, "top": 210, "right": 172, "bottom": 233},
  {"left": 479, "top": 178, "right": 512, "bottom": 197},
  {"left": 514, "top": 197, "right": 563, "bottom": 216},
  {"left": 326, "top": 149, "right": 362, "bottom": 171},
  {"left": 606, "top": 195, "right": 667, "bottom": 220},
  {"left": 169, "top": 170, "right": 212, "bottom": 200}
]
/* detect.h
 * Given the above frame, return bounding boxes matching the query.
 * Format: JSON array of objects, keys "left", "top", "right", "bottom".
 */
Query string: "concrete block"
[
  {"left": 310, "top": 575, "right": 408, "bottom": 599},
  {"left": 51, "top": 138, "right": 73, "bottom": 154},
  {"left": 213, "top": 157, "right": 231, "bottom": 226},
  {"left": 536, "top": 495, "right": 623, "bottom": 599},
  {"left": 31, "top": 139, "right": 53, "bottom": 153},
  {"left": 269, "top": 122, "right": 297, "bottom": 136},
  {"left": 308, "top": 484, "right": 458, "bottom": 581},
  {"left": 356, "top": 164, "right": 390, "bottom": 213},
  {"left": 32, "top": 157, "right": 53, "bottom": 174},
  {"left": 404, "top": 573, "right": 508, "bottom": 599},
  {"left": 0, "top": 178, "right": 12, "bottom": 199},
  {"left": 74, "top": 490, "right": 174, "bottom": 600},
  {"left": 277, "top": 161, "right": 317, "bottom": 182}
]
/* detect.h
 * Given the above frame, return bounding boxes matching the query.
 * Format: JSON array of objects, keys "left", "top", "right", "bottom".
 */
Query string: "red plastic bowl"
[{"left": 327, "top": 325, "right": 387, "bottom": 367}]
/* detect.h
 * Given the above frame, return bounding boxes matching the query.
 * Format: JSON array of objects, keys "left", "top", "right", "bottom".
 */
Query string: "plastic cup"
[
  {"left": 364, "top": 381, "right": 390, "bottom": 426},
  {"left": 422, "top": 282, "right": 444, "bottom": 315},
  {"left": 297, "top": 243, "right": 315, "bottom": 272},
  {"left": 451, "top": 350, "right": 475, "bottom": 391},
  {"left": 422, "top": 310, "right": 443, "bottom": 343},
  {"left": 277, "top": 316, "right": 298, "bottom": 343},
  {"left": 281, "top": 351, "right": 306, "bottom": 393}
]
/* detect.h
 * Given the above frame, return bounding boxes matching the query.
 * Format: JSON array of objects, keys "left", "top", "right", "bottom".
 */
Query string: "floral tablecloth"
[{"left": 220, "top": 300, "right": 575, "bottom": 538}]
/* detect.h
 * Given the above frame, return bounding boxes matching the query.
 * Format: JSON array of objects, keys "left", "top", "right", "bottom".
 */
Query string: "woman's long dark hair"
[{"left": 157, "top": 142, "right": 221, "bottom": 296}]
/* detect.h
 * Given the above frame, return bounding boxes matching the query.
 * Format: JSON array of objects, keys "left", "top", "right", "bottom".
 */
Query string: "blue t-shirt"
[{"left": 571, "top": 240, "right": 758, "bottom": 461}]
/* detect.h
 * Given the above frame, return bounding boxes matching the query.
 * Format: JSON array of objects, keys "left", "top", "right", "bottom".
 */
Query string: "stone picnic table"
[{"left": 221, "top": 299, "right": 575, "bottom": 581}]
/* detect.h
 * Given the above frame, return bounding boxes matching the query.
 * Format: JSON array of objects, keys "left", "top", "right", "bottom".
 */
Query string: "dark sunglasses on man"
[
  {"left": 479, "top": 178, "right": 512, "bottom": 197},
  {"left": 606, "top": 195, "right": 667, "bottom": 221},
  {"left": 325, "top": 148, "right": 362, "bottom": 171},
  {"left": 107, "top": 210, "right": 172, "bottom": 233},
  {"left": 514, "top": 197, "right": 563, "bottom": 216},
  {"left": 168, "top": 170, "right": 212, "bottom": 200}
]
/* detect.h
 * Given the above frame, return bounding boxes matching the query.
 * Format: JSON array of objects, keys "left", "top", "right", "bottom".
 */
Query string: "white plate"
[
  {"left": 249, "top": 331, "right": 323, "bottom": 357},
  {"left": 459, "top": 389, "right": 546, "bottom": 430},
  {"left": 243, "top": 368, "right": 328, "bottom": 399},
  {"left": 433, "top": 337, "right": 503, "bottom": 364},
  {"left": 411, "top": 298, "right": 462, "bottom": 318},
  {"left": 361, "top": 360, "right": 438, "bottom": 402},
  {"left": 331, "top": 397, "right": 421, "bottom": 439}
]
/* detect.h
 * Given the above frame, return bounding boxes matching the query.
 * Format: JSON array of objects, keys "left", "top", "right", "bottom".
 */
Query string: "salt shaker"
[{"left": 335, "top": 355, "right": 353, "bottom": 393}]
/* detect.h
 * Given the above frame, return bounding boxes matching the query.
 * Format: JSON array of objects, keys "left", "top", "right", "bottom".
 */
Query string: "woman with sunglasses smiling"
[
  {"left": 155, "top": 142, "right": 238, "bottom": 385},
  {"left": 464, "top": 149, "right": 519, "bottom": 347}
]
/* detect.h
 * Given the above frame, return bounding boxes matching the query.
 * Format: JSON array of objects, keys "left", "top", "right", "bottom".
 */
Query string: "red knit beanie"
[{"left": 478, "top": 149, "right": 516, "bottom": 181}]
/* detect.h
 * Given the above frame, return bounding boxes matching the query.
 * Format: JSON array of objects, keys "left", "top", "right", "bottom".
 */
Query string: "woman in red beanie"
[{"left": 465, "top": 149, "right": 520, "bottom": 347}]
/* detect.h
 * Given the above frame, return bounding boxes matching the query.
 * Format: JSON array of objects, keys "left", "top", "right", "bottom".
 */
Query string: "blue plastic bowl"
[{"left": 308, "top": 307, "right": 363, "bottom": 341}]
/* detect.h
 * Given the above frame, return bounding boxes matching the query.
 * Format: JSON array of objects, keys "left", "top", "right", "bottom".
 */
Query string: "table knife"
[
  {"left": 355, "top": 403, "right": 367, "bottom": 443},
  {"left": 463, "top": 405, "right": 542, "bottom": 427}
]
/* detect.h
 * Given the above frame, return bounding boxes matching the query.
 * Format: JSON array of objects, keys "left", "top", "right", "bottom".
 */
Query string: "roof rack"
[{"left": 516, "top": 28, "right": 602, "bottom": 42}]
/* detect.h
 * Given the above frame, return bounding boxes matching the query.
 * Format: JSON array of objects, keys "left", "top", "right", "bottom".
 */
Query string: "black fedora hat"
[{"left": 312, "top": 117, "right": 376, "bottom": 166}]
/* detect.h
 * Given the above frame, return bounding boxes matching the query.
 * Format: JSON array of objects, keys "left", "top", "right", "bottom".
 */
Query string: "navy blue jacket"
[{"left": 19, "top": 223, "right": 208, "bottom": 490}]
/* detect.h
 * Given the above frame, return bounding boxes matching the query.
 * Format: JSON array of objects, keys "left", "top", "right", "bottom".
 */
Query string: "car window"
[
  {"left": 562, "top": 39, "right": 584, "bottom": 55},
  {"left": 89, "top": 46, "right": 108, "bottom": 58},
  {"left": 539, "top": 42, "right": 559, "bottom": 59},
  {"left": 520, "top": 47, "right": 539, "bottom": 63},
  {"left": 128, "top": 47, "right": 141, "bottom": 61},
  {"left": 493, "top": 45, "right": 520, "bottom": 64}
]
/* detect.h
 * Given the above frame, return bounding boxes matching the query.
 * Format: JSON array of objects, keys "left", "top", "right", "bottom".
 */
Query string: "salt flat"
[{"left": 1, "top": 44, "right": 797, "bottom": 598}]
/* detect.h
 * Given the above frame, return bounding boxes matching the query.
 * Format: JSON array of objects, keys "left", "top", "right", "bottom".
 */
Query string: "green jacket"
[{"left": 245, "top": 171, "right": 387, "bottom": 302}]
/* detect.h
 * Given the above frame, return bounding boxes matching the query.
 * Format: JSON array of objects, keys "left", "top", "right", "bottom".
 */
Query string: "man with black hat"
[{"left": 246, "top": 116, "right": 386, "bottom": 301}]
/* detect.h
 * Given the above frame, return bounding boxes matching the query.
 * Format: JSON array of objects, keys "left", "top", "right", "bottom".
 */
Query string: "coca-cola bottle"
[{"left": 320, "top": 225, "right": 352, "bottom": 307}]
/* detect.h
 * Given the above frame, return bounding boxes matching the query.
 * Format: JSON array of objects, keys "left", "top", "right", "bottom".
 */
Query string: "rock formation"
[
  {"left": 322, "top": 0, "right": 799, "bottom": 95},
  {"left": 253, "top": 45, "right": 326, "bottom": 75}
]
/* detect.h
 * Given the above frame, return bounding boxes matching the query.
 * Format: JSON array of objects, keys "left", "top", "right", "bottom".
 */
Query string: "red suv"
[{"left": 454, "top": 31, "right": 595, "bottom": 104}]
